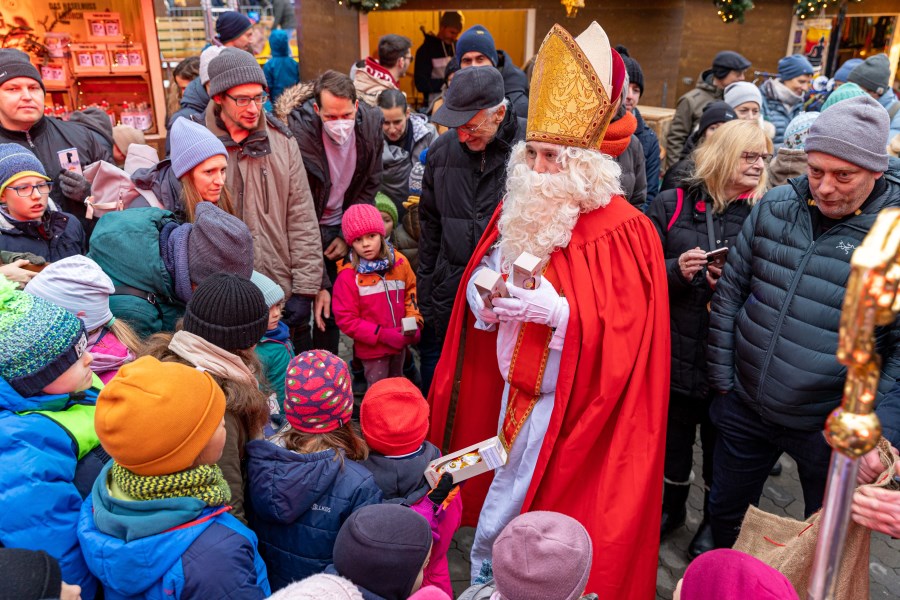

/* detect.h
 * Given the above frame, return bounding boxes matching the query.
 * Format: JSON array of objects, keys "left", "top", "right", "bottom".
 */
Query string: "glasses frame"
[
  {"left": 225, "top": 92, "right": 269, "bottom": 107},
  {"left": 458, "top": 113, "right": 491, "bottom": 135},
  {"left": 741, "top": 151, "right": 773, "bottom": 165},
  {"left": 6, "top": 181, "right": 53, "bottom": 196}
]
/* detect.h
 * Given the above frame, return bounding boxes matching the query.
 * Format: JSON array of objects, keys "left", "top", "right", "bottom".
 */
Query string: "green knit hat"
[
  {"left": 374, "top": 192, "right": 398, "bottom": 226},
  {"left": 822, "top": 82, "right": 867, "bottom": 112},
  {"left": 0, "top": 275, "right": 87, "bottom": 397}
]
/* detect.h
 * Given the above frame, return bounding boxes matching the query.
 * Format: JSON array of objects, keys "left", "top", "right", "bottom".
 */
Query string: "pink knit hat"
[
  {"left": 284, "top": 350, "right": 354, "bottom": 434},
  {"left": 680, "top": 549, "right": 799, "bottom": 600},
  {"left": 407, "top": 586, "right": 451, "bottom": 600},
  {"left": 341, "top": 203, "right": 385, "bottom": 244}
]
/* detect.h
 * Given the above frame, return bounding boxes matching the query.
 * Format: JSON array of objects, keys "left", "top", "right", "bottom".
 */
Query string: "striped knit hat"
[
  {"left": 0, "top": 275, "right": 87, "bottom": 397},
  {"left": 0, "top": 143, "right": 49, "bottom": 197},
  {"left": 25, "top": 255, "right": 114, "bottom": 332},
  {"left": 284, "top": 350, "right": 354, "bottom": 433}
]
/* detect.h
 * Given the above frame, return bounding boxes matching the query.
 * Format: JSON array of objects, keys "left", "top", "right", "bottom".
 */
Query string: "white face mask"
[{"left": 323, "top": 119, "right": 354, "bottom": 146}]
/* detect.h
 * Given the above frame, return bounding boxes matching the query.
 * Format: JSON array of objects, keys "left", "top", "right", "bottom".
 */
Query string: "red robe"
[{"left": 428, "top": 195, "right": 670, "bottom": 598}]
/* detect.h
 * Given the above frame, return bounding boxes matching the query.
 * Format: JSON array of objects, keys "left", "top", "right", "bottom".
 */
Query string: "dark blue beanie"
[
  {"left": 778, "top": 54, "right": 814, "bottom": 82},
  {"left": 216, "top": 11, "right": 253, "bottom": 44},
  {"left": 834, "top": 58, "right": 863, "bottom": 83},
  {"left": 456, "top": 25, "right": 498, "bottom": 67}
]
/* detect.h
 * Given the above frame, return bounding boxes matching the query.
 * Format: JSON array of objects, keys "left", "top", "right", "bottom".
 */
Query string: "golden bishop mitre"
[{"left": 526, "top": 21, "right": 626, "bottom": 151}]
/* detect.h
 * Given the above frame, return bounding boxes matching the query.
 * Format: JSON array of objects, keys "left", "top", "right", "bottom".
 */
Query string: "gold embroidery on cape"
[{"left": 526, "top": 24, "right": 614, "bottom": 151}]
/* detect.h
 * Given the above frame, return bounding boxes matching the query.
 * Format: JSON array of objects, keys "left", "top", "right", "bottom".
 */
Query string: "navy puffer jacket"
[
  {"left": 246, "top": 441, "right": 383, "bottom": 591},
  {"left": 708, "top": 170, "right": 900, "bottom": 432}
]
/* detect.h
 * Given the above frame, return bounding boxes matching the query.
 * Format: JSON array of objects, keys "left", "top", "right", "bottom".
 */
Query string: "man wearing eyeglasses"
[
  {"left": 354, "top": 34, "right": 413, "bottom": 108},
  {"left": 203, "top": 48, "right": 323, "bottom": 337},
  {"left": 707, "top": 95, "right": 900, "bottom": 550},
  {"left": 416, "top": 66, "right": 525, "bottom": 395},
  {"left": 0, "top": 49, "right": 111, "bottom": 237}
]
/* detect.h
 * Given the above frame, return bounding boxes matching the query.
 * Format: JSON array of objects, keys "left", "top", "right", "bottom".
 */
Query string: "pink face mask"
[{"left": 323, "top": 119, "right": 354, "bottom": 146}]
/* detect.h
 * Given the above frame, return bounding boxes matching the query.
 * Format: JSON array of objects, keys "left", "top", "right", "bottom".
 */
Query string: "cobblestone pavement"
[
  {"left": 446, "top": 447, "right": 900, "bottom": 599},
  {"left": 338, "top": 337, "right": 900, "bottom": 599}
]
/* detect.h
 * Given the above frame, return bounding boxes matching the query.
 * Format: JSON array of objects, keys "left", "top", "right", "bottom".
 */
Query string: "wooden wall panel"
[{"left": 297, "top": 2, "right": 361, "bottom": 80}]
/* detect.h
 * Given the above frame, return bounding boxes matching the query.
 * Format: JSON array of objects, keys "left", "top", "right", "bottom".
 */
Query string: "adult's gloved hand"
[
  {"left": 281, "top": 294, "right": 313, "bottom": 328},
  {"left": 377, "top": 326, "right": 407, "bottom": 351},
  {"left": 58, "top": 169, "right": 91, "bottom": 201},
  {"left": 491, "top": 279, "right": 568, "bottom": 329}
]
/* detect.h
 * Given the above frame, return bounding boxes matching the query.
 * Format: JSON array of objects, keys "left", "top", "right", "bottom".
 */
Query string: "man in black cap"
[
  {"left": 417, "top": 65, "right": 525, "bottom": 395},
  {"left": 215, "top": 11, "right": 255, "bottom": 52},
  {"left": 414, "top": 11, "right": 463, "bottom": 105},
  {"left": 0, "top": 49, "right": 111, "bottom": 234},
  {"left": 665, "top": 50, "right": 751, "bottom": 169}
]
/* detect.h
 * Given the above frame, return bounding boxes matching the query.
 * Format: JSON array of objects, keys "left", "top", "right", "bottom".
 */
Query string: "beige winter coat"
[
  {"left": 767, "top": 147, "right": 807, "bottom": 189},
  {"left": 205, "top": 103, "right": 323, "bottom": 298}
]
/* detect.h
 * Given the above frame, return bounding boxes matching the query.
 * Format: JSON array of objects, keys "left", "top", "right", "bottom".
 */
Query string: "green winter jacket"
[
  {"left": 88, "top": 208, "right": 184, "bottom": 338},
  {"left": 255, "top": 323, "right": 294, "bottom": 414}
]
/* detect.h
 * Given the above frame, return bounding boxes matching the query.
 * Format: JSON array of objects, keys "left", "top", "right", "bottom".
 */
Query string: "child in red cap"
[
  {"left": 332, "top": 203, "right": 422, "bottom": 387},
  {"left": 246, "top": 350, "right": 383, "bottom": 591},
  {"left": 358, "top": 377, "right": 463, "bottom": 597}
]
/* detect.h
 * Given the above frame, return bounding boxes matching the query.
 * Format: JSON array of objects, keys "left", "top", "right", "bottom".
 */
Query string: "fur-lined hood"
[{"left": 274, "top": 81, "right": 315, "bottom": 122}]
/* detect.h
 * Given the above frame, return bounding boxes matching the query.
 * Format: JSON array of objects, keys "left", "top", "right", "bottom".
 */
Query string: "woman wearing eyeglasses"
[
  {"left": 646, "top": 119, "right": 771, "bottom": 559},
  {"left": 0, "top": 143, "right": 84, "bottom": 262}
]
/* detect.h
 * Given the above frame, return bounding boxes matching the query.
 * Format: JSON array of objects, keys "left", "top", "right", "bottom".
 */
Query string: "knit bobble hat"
[
  {"left": 170, "top": 118, "right": 227, "bottom": 178},
  {"left": 848, "top": 53, "right": 891, "bottom": 95},
  {"left": 782, "top": 111, "right": 820, "bottom": 151},
  {"left": 833, "top": 58, "right": 863, "bottom": 83},
  {"left": 0, "top": 49, "right": 44, "bottom": 92},
  {"left": 821, "top": 81, "right": 867, "bottom": 111},
  {"left": 199, "top": 45, "right": 225, "bottom": 86},
  {"left": 361, "top": 377, "right": 429, "bottom": 456},
  {"left": 777, "top": 54, "right": 814, "bottom": 82},
  {"left": 284, "top": 350, "right": 354, "bottom": 433},
  {"left": 250, "top": 270, "right": 285, "bottom": 308},
  {"left": 456, "top": 25, "right": 498, "bottom": 67},
  {"left": 333, "top": 504, "right": 433, "bottom": 600},
  {"left": 342, "top": 203, "right": 385, "bottom": 244},
  {"left": 215, "top": 11, "right": 253, "bottom": 44},
  {"left": 25, "top": 255, "right": 114, "bottom": 332},
  {"left": 680, "top": 549, "right": 799, "bottom": 600},
  {"left": 207, "top": 47, "right": 268, "bottom": 99},
  {"left": 95, "top": 356, "right": 226, "bottom": 476},
  {"left": 187, "top": 202, "right": 255, "bottom": 286},
  {"left": 0, "top": 275, "right": 87, "bottom": 397},
  {"left": 615, "top": 45, "right": 644, "bottom": 95},
  {"left": 374, "top": 192, "right": 398, "bottom": 226},
  {"left": 805, "top": 95, "right": 890, "bottom": 173},
  {"left": 0, "top": 143, "right": 49, "bottom": 197},
  {"left": 493, "top": 511, "right": 593, "bottom": 600},
  {"left": 267, "top": 574, "right": 364, "bottom": 600},
  {"left": 724, "top": 81, "right": 762, "bottom": 110},
  {"left": 183, "top": 273, "right": 268, "bottom": 351}
]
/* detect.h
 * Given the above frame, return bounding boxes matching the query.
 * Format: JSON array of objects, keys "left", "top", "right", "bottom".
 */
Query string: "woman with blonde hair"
[{"left": 646, "top": 118, "right": 771, "bottom": 559}]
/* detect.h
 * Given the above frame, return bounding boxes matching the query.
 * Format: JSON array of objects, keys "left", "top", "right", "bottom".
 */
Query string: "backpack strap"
[
  {"left": 112, "top": 284, "right": 164, "bottom": 321},
  {"left": 667, "top": 188, "right": 684, "bottom": 232}
]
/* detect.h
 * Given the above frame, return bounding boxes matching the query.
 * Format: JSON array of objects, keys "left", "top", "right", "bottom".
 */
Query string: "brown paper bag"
[{"left": 733, "top": 439, "right": 898, "bottom": 600}]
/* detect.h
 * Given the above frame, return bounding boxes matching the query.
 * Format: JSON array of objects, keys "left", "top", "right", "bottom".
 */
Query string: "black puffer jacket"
[
  {"left": 497, "top": 50, "right": 529, "bottom": 118},
  {"left": 647, "top": 184, "right": 751, "bottom": 397},
  {"left": 418, "top": 105, "right": 525, "bottom": 336},
  {"left": 708, "top": 170, "right": 900, "bottom": 430},
  {"left": 0, "top": 117, "right": 112, "bottom": 231},
  {"left": 275, "top": 84, "right": 384, "bottom": 221},
  {"left": 616, "top": 135, "right": 647, "bottom": 208}
]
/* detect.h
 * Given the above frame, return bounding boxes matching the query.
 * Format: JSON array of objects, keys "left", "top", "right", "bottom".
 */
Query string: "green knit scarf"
[{"left": 111, "top": 463, "right": 231, "bottom": 507}]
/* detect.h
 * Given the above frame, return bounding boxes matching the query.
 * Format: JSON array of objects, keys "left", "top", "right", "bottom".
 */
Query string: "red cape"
[{"left": 428, "top": 195, "right": 670, "bottom": 598}]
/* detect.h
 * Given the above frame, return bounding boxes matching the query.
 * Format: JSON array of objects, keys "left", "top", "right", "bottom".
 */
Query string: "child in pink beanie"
[{"left": 332, "top": 203, "right": 422, "bottom": 386}]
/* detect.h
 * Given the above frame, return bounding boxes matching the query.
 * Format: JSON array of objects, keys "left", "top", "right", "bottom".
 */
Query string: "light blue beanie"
[
  {"left": 0, "top": 143, "right": 48, "bottom": 196},
  {"left": 250, "top": 270, "right": 285, "bottom": 308},
  {"left": 169, "top": 118, "right": 227, "bottom": 178},
  {"left": 834, "top": 58, "right": 863, "bottom": 83}
]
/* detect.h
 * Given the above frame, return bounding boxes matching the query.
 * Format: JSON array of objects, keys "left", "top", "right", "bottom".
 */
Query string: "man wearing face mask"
[
  {"left": 275, "top": 70, "right": 384, "bottom": 354},
  {"left": 203, "top": 48, "right": 324, "bottom": 336}
]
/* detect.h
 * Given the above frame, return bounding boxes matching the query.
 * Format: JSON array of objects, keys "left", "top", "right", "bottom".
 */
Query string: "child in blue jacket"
[
  {"left": 0, "top": 275, "right": 101, "bottom": 599},
  {"left": 77, "top": 356, "right": 271, "bottom": 599},
  {"left": 247, "top": 350, "right": 383, "bottom": 591},
  {"left": 263, "top": 29, "right": 299, "bottom": 103}
]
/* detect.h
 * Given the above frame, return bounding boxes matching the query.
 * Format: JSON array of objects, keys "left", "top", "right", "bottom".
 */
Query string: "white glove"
[
  {"left": 492, "top": 279, "right": 569, "bottom": 329},
  {"left": 473, "top": 289, "right": 500, "bottom": 324}
]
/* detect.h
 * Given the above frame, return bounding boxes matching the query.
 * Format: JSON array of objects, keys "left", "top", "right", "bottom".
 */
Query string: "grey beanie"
[
  {"left": 187, "top": 201, "right": 254, "bottom": 285},
  {"left": 199, "top": 46, "right": 225, "bottom": 86},
  {"left": 170, "top": 117, "right": 227, "bottom": 178},
  {"left": 805, "top": 95, "right": 889, "bottom": 172},
  {"left": 250, "top": 270, "right": 284, "bottom": 308},
  {"left": 724, "top": 81, "right": 762, "bottom": 109},
  {"left": 207, "top": 47, "right": 267, "bottom": 98},
  {"left": 847, "top": 53, "right": 891, "bottom": 96}
]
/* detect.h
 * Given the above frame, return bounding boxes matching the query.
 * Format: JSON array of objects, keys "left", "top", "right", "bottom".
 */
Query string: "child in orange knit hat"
[{"left": 77, "top": 356, "right": 271, "bottom": 598}]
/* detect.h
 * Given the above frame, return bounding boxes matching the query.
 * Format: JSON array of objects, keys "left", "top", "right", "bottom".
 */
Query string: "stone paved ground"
[{"left": 339, "top": 337, "right": 900, "bottom": 599}]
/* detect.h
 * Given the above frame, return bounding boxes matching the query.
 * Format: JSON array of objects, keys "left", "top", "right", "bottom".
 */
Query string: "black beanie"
[
  {"left": 697, "top": 101, "right": 736, "bottom": 138},
  {"left": 333, "top": 504, "right": 433, "bottom": 600},
  {"left": 0, "top": 548, "right": 62, "bottom": 600},
  {"left": 615, "top": 45, "right": 644, "bottom": 95},
  {"left": 215, "top": 11, "right": 253, "bottom": 44},
  {"left": 182, "top": 273, "right": 268, "bottom": 351}
]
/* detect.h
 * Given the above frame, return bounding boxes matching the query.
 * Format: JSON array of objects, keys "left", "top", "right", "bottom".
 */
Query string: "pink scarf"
[{"left": 89, "top": 329, "right": 135, "bottom": 385}]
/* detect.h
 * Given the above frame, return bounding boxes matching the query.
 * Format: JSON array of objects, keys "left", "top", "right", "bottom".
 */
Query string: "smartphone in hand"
[{"left": 706, "top": 247, "right": 729, "bottom": 269}]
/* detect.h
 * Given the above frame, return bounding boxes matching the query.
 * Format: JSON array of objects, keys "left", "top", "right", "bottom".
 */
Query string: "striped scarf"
[{"left": 111, "top": 463, "right": 231, "bottom": 507}]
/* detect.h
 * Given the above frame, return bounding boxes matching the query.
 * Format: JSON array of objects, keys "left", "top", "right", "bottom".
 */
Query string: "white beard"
[{"left": 496, "top": 142, "right": 623, "bottom": 273}]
